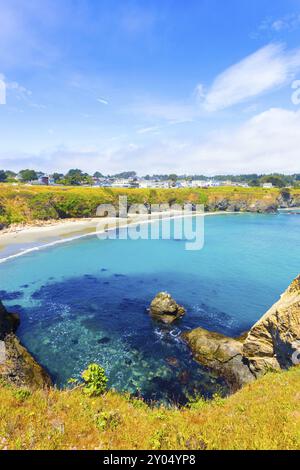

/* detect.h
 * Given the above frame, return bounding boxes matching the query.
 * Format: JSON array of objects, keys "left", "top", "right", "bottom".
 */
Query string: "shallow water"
[{"left": 1, "top": 213, "right": 300, "bottom": 404}]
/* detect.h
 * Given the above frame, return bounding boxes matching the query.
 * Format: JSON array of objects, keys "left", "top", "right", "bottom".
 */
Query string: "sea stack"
[{"left": 150, "top": 292, "right": 186, "bottom": 324}]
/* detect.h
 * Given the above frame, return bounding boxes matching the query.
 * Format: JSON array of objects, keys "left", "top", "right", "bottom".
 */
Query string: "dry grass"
[{"left": 0, "top": 367, "right": 299, "bottom": 450}]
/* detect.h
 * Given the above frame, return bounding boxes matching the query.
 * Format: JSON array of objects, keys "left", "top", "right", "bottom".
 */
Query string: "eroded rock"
[
  {"left": 150, "top": 292, "right": 186, "bottom": 324},
  {"left": 0, "top": 300, "right": 20, "bottom": 340},
  {"left": 243, "top": 275, "right": 300, "bottom": 377},
  {"left": 182, "top": 275, "right": 300, "bottom": 392},
  {"left": 0, "top": 300, "right": 52, "bottom": 388},
  {"left": 182, "top": 328, "right": 254, "bottom": 392}
]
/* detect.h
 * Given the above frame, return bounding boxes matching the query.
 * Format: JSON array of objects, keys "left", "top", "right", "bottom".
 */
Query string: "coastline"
[{"left": 0, "top": 211, "right": 215, "bottom": 262}]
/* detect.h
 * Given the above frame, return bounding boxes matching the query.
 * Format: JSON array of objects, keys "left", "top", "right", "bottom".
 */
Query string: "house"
[
  {"left": 262, "top": 183, "right": 273, "bottom": 189},
  {"left": 138, "top": 179, "right": 170, "bottom": 189}
]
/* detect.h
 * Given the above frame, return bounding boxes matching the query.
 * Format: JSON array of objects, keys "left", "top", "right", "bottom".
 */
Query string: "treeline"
[{"left": 1, "top": 168, "right": 300, "bottom": 188}]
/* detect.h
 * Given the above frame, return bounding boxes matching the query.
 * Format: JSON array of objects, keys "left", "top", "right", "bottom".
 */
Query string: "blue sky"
[{"left": 0, "top": 0, "right": 300, "bottom": 175}]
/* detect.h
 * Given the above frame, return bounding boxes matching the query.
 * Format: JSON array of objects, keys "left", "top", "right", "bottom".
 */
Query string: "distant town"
[{"left": 0, "top": 169, "right": 299, "bottom": 189}]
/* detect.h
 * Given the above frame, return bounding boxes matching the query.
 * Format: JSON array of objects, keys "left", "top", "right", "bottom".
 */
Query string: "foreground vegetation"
[
  {"left": 0, "top": 367, "right": 299, "bottom": 450},
  {"left": 1, "top": 184, "right": 299, "bottom": 227}
]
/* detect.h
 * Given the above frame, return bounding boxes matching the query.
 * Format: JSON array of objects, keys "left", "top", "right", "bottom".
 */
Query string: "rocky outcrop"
[
  {"left": 183, "top": 275, "right": 300, "bottom": 391},
  {"left": 277, "top": 189, "right": 300, "bottom": 208},
  {"left": 181, "top": 328, "right": 254, "bottom": 392},
  {"left": 0, "top": 300, "right": 52, "bottom": 388},
  {"left": 0, "top": 300, "right": 20, "bottom": 340},
  {"left": 243, "top": 275, "right": 300, "bottom": 377},
  {"left": 206, "top": 197, "right": 279, "bottom": 214},
  {"left": 0, "top": 335, "right": 52, "bottom": 388},
  {"left": 150, "top": 292, "right": 186, "bottom": 324}
]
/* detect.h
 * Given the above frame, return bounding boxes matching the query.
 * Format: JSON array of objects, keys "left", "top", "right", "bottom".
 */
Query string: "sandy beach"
[{"left": 0, "top": 210, "right": 215, "bottom": 261}]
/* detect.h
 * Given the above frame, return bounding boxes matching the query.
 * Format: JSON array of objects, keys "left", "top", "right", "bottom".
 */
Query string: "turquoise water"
[{"left": 0, "top": 213, "right": 300, "bottom": 403}]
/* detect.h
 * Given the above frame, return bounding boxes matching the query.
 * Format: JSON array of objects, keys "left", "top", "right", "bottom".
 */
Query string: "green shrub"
[
  {"left": 95, "top": 411, "right": 121, "bottom": 431},
  {"left": 13, "top": 389, "right": 31, "bottom": 402},
  {"left": 81, "top": 363, "right": 108, "bottom": 397}
]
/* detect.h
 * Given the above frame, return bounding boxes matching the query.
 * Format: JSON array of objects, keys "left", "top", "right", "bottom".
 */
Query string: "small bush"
[
  {"left": 13, "top": 389, "right": 31, "bottom": 402},
  {"left": 187, "top": 393, "right": 208, "bottom": 410},
  {"left": 95, "top": 411, "right": 121, "bottom": 431},
  {"left": 81, "top": 363, "right": 108, "bottom": 397}
]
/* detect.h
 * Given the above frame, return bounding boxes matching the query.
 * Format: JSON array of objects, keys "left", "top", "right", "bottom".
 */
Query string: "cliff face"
[
  {"left": 183, "top": 275, "right": 300, "bottom": 391},
  {"left": 206, "top": 190, "right": 300, "bottom": 213},
  {"left": 0, "top": 300, "right": 51, "bottom": 388},
  {"left": 243, "top": 275, "right": 300, "bottom": 376}
]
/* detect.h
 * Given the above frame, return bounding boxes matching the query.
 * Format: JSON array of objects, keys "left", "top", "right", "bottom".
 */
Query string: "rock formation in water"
[
  {"left": 0, "top": 300, "right": 52, "bottom": 388},
  {"left": 181, "top": 329, "right": 254, "bottom": 392},
  {"left": 150, "top": 292, "right": 186, "bottom": 324},
  {"left": 183, "top": 275, "right": 300, "bottom": 391}
]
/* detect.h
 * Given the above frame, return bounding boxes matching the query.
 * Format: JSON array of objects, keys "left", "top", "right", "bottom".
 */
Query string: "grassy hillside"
[
  {"left": 1, "top": 183, "right": 299, "bottom": 227},
  {"left": 0, "top": 367, "right": 299, "bottom": 450}
]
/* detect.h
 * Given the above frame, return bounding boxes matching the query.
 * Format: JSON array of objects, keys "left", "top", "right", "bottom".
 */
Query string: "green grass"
[{"left": 0, "top": 367, "right": 299, "bottom": 450}]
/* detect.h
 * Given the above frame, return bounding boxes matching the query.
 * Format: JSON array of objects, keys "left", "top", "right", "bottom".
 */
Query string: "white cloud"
[
  {"left": 97, "top": 97, "right": 109, "bottom": 105},
  {"left": 6, "top": 80, "right": 32, "bottom": 98},
  {"left": 108, "top": 107, "right": 300, "bottom": 174},
  {"left": 186, "top": 107, "right": 300, "bottom": 174},
  {"left": 1, "top": 107, "right": 299, "bottom": 175},
  {"left": 137, "top": 126, "right": 160, "bottom": 134},
  {"left": 202, "top": 44, "right": 300, "bottom": 111},
  {"left": 266, "top": 13, "right": 300, "bottom": 33}
]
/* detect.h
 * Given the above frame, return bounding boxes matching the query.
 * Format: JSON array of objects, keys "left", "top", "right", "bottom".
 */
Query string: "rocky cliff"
[
  {"left": 183, "top": 275, "right": 300, "bottom": 391},
  {"left": 243, "top": 275, "right": 300, "bottom": 376},
  {"left": 206, "top": 190, "right": 300, "bottom": 213},
  {"left": 0, "top": 300, "right": 51, "bottom": 388}
]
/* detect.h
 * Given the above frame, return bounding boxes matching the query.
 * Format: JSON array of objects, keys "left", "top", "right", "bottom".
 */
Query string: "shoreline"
[{"left": 0, "top": 210, "right": 237, "bottom": 263}]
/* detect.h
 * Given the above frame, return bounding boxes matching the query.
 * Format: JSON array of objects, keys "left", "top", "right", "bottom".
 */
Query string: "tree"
[
  {"left": 0, "top": 170, "right": 7, "bottom": 182},
  {"left": 260, "top": 175, "right": 286, "bottom": 188},
  {"left": 113, "top": 171, "right": 136, "bottom": 179},
  {"left": 64, "top": 169, "right": 85, "bottom": 186},
  {"left": 52, "top": 173, "right": 64, "bottom": 183},
  {"left": 248, "top": 178, "right": 260, "bottom": 187},
  {"left": 93, "top": 171, "right": 103, "bottom": 178},
  {"left": 19, "top": 169, "right": 38, "bottom": 182},
  {"left": 5, "top": 170, "right": 16, "bottom": 179}
]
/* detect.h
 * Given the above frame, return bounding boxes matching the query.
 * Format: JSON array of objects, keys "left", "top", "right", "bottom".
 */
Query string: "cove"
[{"left": 0, "top": 212, "right": 300, "bottom": 404}]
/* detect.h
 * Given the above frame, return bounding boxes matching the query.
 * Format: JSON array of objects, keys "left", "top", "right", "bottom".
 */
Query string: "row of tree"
[{"left": 1, "top": 169, "right": 300, "bottom": 188}]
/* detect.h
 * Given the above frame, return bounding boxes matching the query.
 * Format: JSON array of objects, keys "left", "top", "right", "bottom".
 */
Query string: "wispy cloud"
[
  {"left": 201, "top": 44, "right": 300, "bottom": 111},
  {"left": 97, "top": 97, "right": 109, "bottom": 105},
  {"left": 258, "top": 13, "right": 300, "bottom": 34},
  {"left": 0, "top": 73, "right": 46, "bottom": 109},
  {"left": 137, "top": 125, "right": 160, "bottom": 135}
]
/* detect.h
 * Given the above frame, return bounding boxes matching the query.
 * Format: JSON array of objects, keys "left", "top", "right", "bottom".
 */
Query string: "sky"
[{"left": 0, "top": 0, "right": 300, "bottom": 175}]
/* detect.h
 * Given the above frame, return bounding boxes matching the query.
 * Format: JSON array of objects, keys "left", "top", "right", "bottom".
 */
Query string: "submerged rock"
[
  {"left": 182, "top": 274, "right": 300, "bottom": 392},
  {"left": 150, "top": 292, "right": 186, "bottom": 324},
  {"left": 165, "top": 356, "right": 180, "bottom": 367}
]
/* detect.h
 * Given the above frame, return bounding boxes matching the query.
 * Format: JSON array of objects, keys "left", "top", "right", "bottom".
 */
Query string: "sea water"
[{"left": 0, "top": 213, "right": 299, "bottom": 404}]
